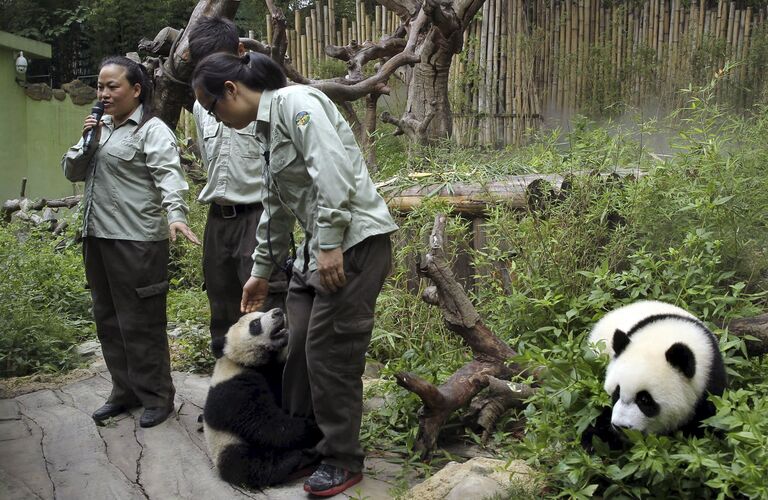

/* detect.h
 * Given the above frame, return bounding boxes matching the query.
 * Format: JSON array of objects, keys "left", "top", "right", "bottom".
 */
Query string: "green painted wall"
[
  {"left": 26, "top": 96, "right": 92, "bottom": 199},
  {"left": 0, "top": 45, "right": 93, "bottom": 201},
  {"left": 0, "top": 45, "right": 29, "bottom": 200}
]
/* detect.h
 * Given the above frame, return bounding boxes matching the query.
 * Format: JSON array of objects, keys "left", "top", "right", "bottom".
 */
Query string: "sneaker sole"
[{"left": 303, "top": 472, "right": 362, "bottom": 497}]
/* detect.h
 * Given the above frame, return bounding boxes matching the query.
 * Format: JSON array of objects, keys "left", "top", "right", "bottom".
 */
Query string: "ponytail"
[{"left": 191, "top": 51, "right": 287, "bottom": 100}]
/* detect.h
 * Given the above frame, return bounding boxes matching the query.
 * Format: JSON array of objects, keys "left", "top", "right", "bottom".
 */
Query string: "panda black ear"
[
  {"left": 211, "top": 336, "right": 227, "bottom": 359},
  {"left": 666, "top": 342, "right": 696, "bottom": 379},
  {"left": 612, "top": 329, "right": 630, "bottom": 356}
]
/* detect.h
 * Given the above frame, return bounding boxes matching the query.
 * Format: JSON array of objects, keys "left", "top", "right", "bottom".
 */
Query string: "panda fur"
[
  {"left": 203, "top": 308, "right": 321, "bottom": 488},
  {"left": 583, "top": 300, "right": 727, "bottom": 449}
]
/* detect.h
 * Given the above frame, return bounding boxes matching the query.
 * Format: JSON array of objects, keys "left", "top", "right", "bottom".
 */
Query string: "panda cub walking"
[
  {"left": 584, "top": 300, "right": 727, "bottom": 447},
  {"left": 204, "top": 308, "right": 321, "bottom": 488}
]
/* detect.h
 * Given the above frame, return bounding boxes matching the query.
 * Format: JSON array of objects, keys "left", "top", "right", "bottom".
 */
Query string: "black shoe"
[
  {"left": 303, "top": 464, "right": 362, "bottom": 497},
  {"left": 139, "top": 406, "right": 174, "bottom": 428},
  {"left": 92, "top": 403, "right": 129, "bottom": 425}
]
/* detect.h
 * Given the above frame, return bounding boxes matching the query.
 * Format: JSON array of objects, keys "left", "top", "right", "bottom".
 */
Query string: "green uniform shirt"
[
  {"left": 250, "top": 85, "right": 398, "bottom": 279},
  {"left": 62, "top": 107, "right": 190, "bottom": 242},
  {"left": 192, "top": 101, "right": 266, "bottom": 205}
]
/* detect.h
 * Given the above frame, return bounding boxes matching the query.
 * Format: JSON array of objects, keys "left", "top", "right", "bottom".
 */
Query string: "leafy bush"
[
  {"left": 365, "top": 87, "right": 768, "bottom": 496},
  {"left": 0, "top": 222, "right": 93, "bottom": 376}
]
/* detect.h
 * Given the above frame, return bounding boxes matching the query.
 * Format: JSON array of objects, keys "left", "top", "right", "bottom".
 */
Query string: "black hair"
[
  {"left": 191, "top": 52, "right": 287, "bottom": 100},
  {"left": 99, "top": 55, "right": 154, "bottom": 132},
  {"left": 187, "top": 16, "right": 240, "bottom": 63}
]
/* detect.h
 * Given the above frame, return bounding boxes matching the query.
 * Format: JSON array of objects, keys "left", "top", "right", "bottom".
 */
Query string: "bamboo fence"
[{"left": 264, "top": 0, "right": 768, "bottom": 146}]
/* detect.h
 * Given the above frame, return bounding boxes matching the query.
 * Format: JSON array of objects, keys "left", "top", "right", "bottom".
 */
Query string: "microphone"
[{"left": 83, "top": 101, "right": 105, "bottom": 152}]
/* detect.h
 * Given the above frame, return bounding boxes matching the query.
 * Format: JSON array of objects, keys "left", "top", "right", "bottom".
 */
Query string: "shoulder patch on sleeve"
[{"left": 294, "top": 111, "right": 311, "bottom": 127}]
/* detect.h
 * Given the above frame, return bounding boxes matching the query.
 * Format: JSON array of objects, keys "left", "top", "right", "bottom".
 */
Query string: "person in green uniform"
[
  {"left": 186, "top": 16, "right": 287, "bottom": 354},
  {"left": 62, "top": 56, "right": 200, "bottom": 428},
  {"left": 192, "top": 52, "right": 398, "bottom": 496}
]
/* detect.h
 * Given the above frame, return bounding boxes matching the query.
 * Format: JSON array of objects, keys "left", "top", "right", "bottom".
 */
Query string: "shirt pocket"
[
  {"left": 233, "top": 123, "right": 261, "bottom": 159},
  {"left": 107, "top": 144, "right": 139, "bottom": 162},
  {"left": 106, "top": 144, "right": 142, "bottom": 174},
  {"left": 202, "top": 122, "right": 222, "bottom": 159}
]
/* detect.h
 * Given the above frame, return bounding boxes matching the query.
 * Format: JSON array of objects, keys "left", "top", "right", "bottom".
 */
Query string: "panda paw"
[{"left": 581, "top": 407, "right": 626, "bottom": 452}]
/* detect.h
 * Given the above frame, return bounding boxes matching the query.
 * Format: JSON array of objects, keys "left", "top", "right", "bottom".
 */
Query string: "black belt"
[{"left": 210, "top": 203, "right": 262, "bottom": 219}]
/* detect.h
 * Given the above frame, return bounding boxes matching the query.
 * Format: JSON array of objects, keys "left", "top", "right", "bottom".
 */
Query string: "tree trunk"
[
  {"left": 395, "top": 213, "right": 530, "bottom": 459},
  {"left": 405, "top": 45, "right": 454, "bottom": 141},
  {"left": 152, "top": 0, "right": 241, "bottom": 128}
]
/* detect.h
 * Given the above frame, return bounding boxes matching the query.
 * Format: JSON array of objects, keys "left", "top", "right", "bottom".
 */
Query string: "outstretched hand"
[
  {"left": 241, "top": 276, "right": 269, "bottom": 313},
  {"left": 169, "top": 222, "right": 201, "bottom": 245}
]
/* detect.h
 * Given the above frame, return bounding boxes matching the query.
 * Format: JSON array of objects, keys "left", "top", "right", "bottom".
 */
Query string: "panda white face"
[
  {"left": 605, "top": 356, "right": 699, "bottom": 434},
  {"left": 601, "top": 315, "right": 715, "bottom": 434},
  {"left": 222, "top": 308, "right": 288, "bottom": 367}
]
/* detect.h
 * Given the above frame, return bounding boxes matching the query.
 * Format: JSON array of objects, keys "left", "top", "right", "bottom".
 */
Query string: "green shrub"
[
  {"left": 366, "top": 88, "right": 768, "bottom": 496},
  {"left": 0, "top": 222, "right": 93, "bottom": 377}
]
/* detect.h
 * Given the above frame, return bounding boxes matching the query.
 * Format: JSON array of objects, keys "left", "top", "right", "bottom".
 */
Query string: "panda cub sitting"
[
  {"left": 204, "top": 308, "right": 321, "bottom": 488},
  {"left": 583, "top": 300, "right": 727, "bottom": 449}
]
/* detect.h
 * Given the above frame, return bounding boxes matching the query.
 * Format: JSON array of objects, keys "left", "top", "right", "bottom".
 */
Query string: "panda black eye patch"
[
  {"left": 612, "top": 386, "right": 620, "bottom": 405},
  {"left": 249, "top": 319, "right": 264, "bottom": 336},
  {"left": 635, "top": 390, "right": 660, "bottom": 417}
]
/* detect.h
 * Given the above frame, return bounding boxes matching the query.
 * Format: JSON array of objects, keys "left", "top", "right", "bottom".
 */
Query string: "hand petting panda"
[
  {"left": 203, "top": 309, "right": 322, "bottom": 488},
  {"left": 582, "top": 300, "right": 727, "bottom": 451}
]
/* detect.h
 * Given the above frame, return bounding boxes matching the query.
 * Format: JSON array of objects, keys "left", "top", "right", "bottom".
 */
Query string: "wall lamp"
[{"left": 14, "top": 51, "right": 28, "bottom": 87}]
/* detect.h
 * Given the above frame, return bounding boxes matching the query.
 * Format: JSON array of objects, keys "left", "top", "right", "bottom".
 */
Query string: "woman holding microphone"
[{"left": 62, "top": 56, "right": 199, "bottom": 428}]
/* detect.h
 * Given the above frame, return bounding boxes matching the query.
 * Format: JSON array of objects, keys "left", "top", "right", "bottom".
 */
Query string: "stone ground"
[{"left": 0, "top": 361, "right": 419, "bottom": 500}]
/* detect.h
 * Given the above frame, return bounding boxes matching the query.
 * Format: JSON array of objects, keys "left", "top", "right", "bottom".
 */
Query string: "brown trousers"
[
  {"left": 83, "top": 237, "right": 174, "bottom": 410},
  {"left": 202, "top": 204, "right": 288, "bottom": 341},
  {"left": 282, "top": 233, "right": 392, "bottom": 472}
]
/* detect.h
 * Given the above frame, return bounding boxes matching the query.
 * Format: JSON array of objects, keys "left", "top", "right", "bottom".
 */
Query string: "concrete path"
[{"left": 0, "top": 369, "right": 413, "bottom": 500}]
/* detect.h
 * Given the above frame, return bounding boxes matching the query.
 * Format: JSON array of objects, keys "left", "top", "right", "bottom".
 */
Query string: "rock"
[
  {"left": 25, "top": 83, "right": 53, "bottom": 101},
  {"left": 364, "top": 360, "right": 385, "bottom": 379},
  {"left": 52, "top": 89, "right": 67, "bottom": 101},
  {"left": 76, "top": 340, "right": 102, "bottom": 358},
  {"left": 406, "top": 457, "right": 536, "bottom": 500},
  {"left": 61, "top": 80, "right": 97, "bottom": 106},
  {"left": 42, "top": 208, "right": 57, "bottom": 222},
  {"left": 445, "top": 475, "right": 505, "bottom": 500}
]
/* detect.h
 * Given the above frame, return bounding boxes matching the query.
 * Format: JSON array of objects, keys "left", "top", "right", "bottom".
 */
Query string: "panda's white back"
[{"left": 589, "top": 300, "right": 696, "bottom": 358}]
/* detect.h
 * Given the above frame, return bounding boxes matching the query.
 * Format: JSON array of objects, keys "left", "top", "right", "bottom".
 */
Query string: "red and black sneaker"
[{"left": 303, "top": 463, "right": 363, "bottom": 497}]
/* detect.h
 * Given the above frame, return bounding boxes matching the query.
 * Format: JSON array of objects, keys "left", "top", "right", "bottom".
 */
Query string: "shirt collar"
[
  {"left": 255, "top": 89, "right": 275, "bottom": 143},
  {"left": 103, "top": 105, "right": 143, "bottom": 129},
  {"left": 256, "top": 89, "right": 275, "bottom": 124}
]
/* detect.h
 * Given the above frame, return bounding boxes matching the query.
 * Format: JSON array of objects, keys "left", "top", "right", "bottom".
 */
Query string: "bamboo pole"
[
  {"left": 329, "top": 0, "right": 335, "bottom": 46},
  {"left": 355, "top": 0, "right": 361, "bottom": 42},
  {"left": 300, "top": 34, "right": 308, "bottom": 77},
  {"left": 324, "top": 5, "right": 330, "bottom": 59},
  {"left": 488, "top": 0, "right": 498, "bottom": 144},
  {"left": 500, "top": 2, "right": 509, "bottom": 145},
  {"left": 306, "top": 16, "right": 314, "bottom": 76}
]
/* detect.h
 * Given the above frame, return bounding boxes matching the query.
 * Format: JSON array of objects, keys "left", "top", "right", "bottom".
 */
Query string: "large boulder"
[
  {"left": 61, "top": 80, "right": 97, "bottom": 106},
  {"left": 25, "top": 83, "right": 53, "bottom": 101},
  {"left": 407, "top": 457, "right": 537, "bottom": 499}
]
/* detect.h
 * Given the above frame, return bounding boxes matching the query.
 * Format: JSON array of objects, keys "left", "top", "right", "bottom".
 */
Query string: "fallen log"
[
  {"left": 723, "top": 314, "right": 768, "bottom": 357},
  {"left": 394, "top": 213, "right": 530, "bottom": 459},
  {"left": 2, "top": 196, "right": 81, "bottom": 215},
  {"left": 382, "top": 169, "right": 640, "bottom": 215}
]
